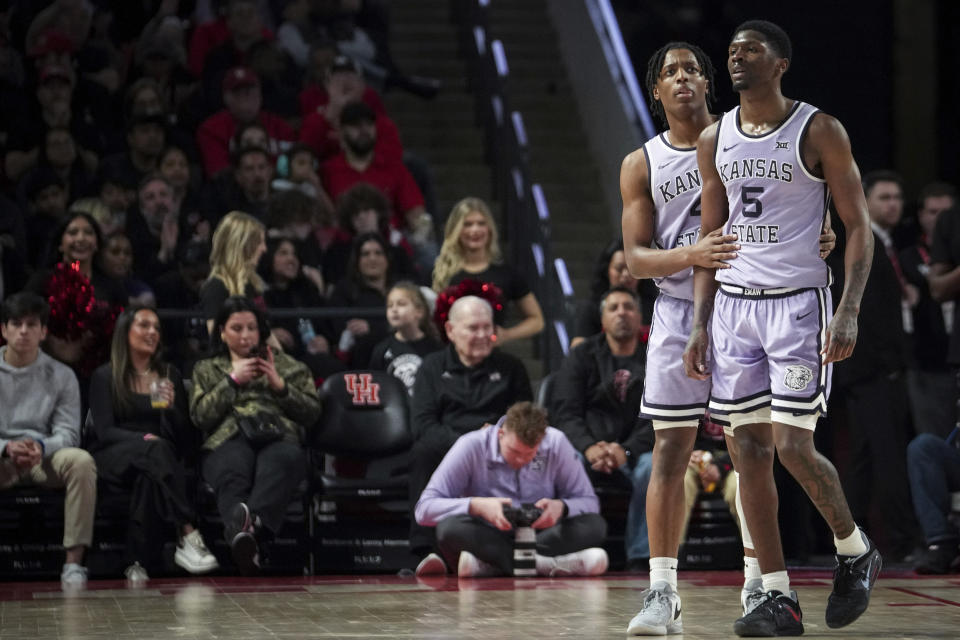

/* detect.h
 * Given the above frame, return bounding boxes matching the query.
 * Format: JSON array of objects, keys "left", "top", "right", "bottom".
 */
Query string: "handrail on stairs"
[{"left": 450, "top": 0, "right": 575, "bottom": 374}]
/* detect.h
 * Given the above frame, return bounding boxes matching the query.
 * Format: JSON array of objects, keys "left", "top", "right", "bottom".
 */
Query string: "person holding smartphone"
[{"left": 190, "top": 296, "right": 322, "bottom": 574}]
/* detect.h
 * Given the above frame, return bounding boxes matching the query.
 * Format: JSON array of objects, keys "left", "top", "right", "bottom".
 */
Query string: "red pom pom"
[{"left": 432, "top": 278, "right": 504, "bottom": 341}]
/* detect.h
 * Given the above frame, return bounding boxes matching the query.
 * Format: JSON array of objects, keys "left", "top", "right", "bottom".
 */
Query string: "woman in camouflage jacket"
[{"left": 190, "top": 296, "right": 321, "bottom": 573}]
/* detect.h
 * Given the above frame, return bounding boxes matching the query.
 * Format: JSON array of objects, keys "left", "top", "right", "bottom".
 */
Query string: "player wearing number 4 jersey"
[
  {"left": 683, "top": 20, "right": 882, "bottom": 637},
  {"left": 620, "top": 41, "right": 836, "bottom": 636}
]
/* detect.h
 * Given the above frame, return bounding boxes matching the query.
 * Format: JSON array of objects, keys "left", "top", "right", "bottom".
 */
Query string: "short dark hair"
[
  {"left": 918, "top": 182, "right": 957, "bottom": 207},
  {"left": 862, "top": 170, "right": 903, "bottom": 196},
  {"left": 734, "top": 20, "right": 792, "bottom": 61},
  {"left": 340, "top": 100, "right": 376, "bottom": 127},
  {"left": 644, "top": 41, "right": 716, "bottom": 128},
  {"left": 336, "top": 182, "right": 390, "bottom": 233},
  {"left": 1, "top": 292, "right": 49, "bottom": 325},
  {"left": 599, "top": 286, "right": 640, "bottom": 314},
  {"left": 232, "top": 144, "right": 271, "bottom": 168},
  {"left": 504, "top": 401, "right": 548, "bottom": 447},
  {"left": 266, "top": 188, "right": 320, "bottom": 229}
]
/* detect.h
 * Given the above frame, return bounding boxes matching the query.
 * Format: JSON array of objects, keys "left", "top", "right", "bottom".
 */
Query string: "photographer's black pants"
[{"left": 435, "top": 513, "right": 607, "bottom": 575}]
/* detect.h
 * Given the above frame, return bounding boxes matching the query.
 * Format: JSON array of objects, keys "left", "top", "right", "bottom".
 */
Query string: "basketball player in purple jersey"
[
  {"left": 621, "top": 42, "right": 835, "bottom": 635},
  {"left": 684, "top": 20, "right": 880, "bottom": 636}
]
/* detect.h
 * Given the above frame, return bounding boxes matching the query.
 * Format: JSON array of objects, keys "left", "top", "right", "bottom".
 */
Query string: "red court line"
[{"left": 888, "top": 586, "right": 960, "bottom": 607}]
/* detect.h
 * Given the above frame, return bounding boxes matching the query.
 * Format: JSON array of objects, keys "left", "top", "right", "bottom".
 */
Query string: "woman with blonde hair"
[
  {"left": 432, "top": 197, "right": 543, "bottom": 345},
  {"left": 200, "top": 211, "right": 267, "bottom": 336}
]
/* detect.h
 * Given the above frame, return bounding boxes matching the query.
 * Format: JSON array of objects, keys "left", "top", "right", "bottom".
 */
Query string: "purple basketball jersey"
[
  {"left": 714, "top": 101, "right": 832, "bottom": 289},
  {"left": 642, "top": 132, "right": 702, "bottom": 300}
]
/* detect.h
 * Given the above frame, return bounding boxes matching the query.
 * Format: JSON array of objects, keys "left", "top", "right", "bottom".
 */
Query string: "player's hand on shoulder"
[
  {"left": 819, "top": 214, "right": 836, "bottom": 259},
  {"left": 688, "top": 228, "right": 739, "bottom": 269}
]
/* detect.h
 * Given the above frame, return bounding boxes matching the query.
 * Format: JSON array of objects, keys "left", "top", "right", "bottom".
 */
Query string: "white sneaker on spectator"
[
  {"left": 537, "top": 548, "right": 609, "bottom": 577},
  {"left": 175, "top": 530, "right": 219, "bottom": 574},
  {"left": 124, "top": 561, "right": 149, "bottom": 584},
  {"left": 457, "top": 551, "right": 499, "bottom": 577},
  {"left": 60, "top": 563, "right": 88, "bottom": 589},
  {"left": 415, "top": 553, "right": 448, "bottom": 576},
  {"left": 741, "top": 578, "right": 766, "bottom": 615},
  {"left": 627, "top": 581, "right": 683, "bottom": 635}
]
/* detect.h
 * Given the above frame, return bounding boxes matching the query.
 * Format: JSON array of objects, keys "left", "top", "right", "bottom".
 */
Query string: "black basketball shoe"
[
  {"left": 733, "top": 590, "right": 803, "bottom": 637},
  {"left": 825, "top": 530, "right": 882, "bottom": 628}
]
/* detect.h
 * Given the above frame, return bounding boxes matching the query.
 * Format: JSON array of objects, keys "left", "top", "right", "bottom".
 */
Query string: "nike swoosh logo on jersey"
[
  {"left": 723, "top": 143, "right": 740, "bottom": 152},
  {"left": 796, "top": 310, "right": 814, "bottom": 321},
  {"left": 658, "top": 158, "right": 677, "bottom": 169}
]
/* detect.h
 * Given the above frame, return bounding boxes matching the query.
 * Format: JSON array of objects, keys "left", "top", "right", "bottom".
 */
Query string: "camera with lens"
[
  {"left": 502, "top": 503, "right": 543, "bottom": 528},
  {"left": 502, "top": 503, "right": 542, "bottom": 577}
]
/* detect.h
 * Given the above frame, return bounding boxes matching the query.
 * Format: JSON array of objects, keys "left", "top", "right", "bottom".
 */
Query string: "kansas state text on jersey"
[
  {"left": 642, "top": 133, "right": 704, "bottom": 300},
  {"left": 713, "top": 101, "right": 832, "bottom": 289}
]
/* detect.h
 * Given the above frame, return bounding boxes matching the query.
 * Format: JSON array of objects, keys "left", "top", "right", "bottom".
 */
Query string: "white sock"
[
  {"left": 743, "top": 556, "right": 761, "bottom": 587},
  {"left": 648, "top": 556, "right": 678, "bottom": 589},
  {"left": 735, "top": 471, "right": 755, "bottom": 551},
  {"left": 834, "top": 527, "right": 868, "bottom": 557},
  {"left": 761, "top": 570, "right": 790, "bottom": 597}
]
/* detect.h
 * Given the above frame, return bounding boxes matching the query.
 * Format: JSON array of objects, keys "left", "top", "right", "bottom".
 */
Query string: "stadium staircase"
[{"left": 385, "top": 0, "right": 617, "bottom": 380}]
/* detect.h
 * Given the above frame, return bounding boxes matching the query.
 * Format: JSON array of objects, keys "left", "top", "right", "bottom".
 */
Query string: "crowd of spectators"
[{"left": 0, "top": 1, "right": 958, "bottom": 587}]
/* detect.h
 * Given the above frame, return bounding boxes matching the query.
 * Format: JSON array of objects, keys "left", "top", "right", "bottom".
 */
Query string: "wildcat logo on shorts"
[
  {"left": 783, "top": 365, "right": 813, "bottom": 391},
  {"left": 344, "top": 373, "right": 380, "bottom": 405}
]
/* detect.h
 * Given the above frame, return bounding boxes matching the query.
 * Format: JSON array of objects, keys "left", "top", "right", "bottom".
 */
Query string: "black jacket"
[
  {"left": 551, "top": 333, "right": 654, "bottom": 457},
  {"left": 829, "top": 229, "right": 908, "bottom": 386},
  {"left": 411, "top": 344, "right": 532, "bottom": 451}
]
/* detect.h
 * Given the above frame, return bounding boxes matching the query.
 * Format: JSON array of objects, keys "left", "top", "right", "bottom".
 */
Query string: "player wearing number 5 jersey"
[
  {"left": 622, "top": 41, "right": 835, "bottom": 637},
  {"left": 683, "top": 20, "right": 881, "bottom": 636}
]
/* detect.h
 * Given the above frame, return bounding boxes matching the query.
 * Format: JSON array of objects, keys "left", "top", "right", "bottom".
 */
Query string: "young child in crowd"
[{"left": 368, "top": 281, "right": 440, "bottom": 394}]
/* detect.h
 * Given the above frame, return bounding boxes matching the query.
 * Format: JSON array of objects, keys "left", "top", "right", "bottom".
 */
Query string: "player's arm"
[
  {"left": 928, "top": 263, "right": 960, "bottom": 302},
  {"left": 682, "top": 122, "right": 728, "bottom": 379},
  {"left": 807, "top": 113, "right": 874, "bottom": 364},
  {"left": 927, "top": 213, "right": 960, "bottom": 301},
  {"left": 620, "top": 149, "right": 738, "bottom": 279}
]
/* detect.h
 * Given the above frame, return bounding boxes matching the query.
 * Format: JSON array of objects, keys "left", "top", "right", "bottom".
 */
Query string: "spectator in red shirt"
[
  {"left": 196, "top": 67, "right": 295, "bottom": 177},
  {"left": 299, "top": 53, "right": 387, "bottom": 119},
  {"left": 321, "top": 101, "right": 435, "bottom": 268},
  {"left": 299, "top": 55, "right": 399, "bottom": 164}
]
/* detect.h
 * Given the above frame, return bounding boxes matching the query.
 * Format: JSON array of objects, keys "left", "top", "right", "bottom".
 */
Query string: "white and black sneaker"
[
  {"left": 627, "top": 581, "right": 683, "bottom": 635},
  {"left": 175, "top": 530, "right": 219, "bottom": 574},
  {"left": 741, "top": 578, "right": 766, "bottom": 615}
]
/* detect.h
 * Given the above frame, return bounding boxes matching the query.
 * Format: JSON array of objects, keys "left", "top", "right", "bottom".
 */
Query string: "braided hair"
[{"left": 644, "top": 41, "right": 716, "bottom": 129}]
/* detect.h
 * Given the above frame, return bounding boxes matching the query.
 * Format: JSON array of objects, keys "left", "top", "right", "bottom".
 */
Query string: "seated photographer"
[
  {"left": 413, "top": 402, "right": 608, "bottom": 578},
  {"left": 189, "top": 296, "right": 322, "bottom": 574}
]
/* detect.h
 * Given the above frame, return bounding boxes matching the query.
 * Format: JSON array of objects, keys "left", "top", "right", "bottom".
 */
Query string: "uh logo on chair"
[{"left": 344, "top": 373, "right": 381, "bottom": 406}]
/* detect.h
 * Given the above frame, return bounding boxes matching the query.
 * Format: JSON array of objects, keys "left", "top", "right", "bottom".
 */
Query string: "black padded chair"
[
  {"left": 536, "top": 371, "right": 556, "bottom": 411},
  {"left": 311, "top": 370, "right": 412, "bottom": 500},
  {"left": 310, "top": 370, "right": 415, "bottom": 572}
]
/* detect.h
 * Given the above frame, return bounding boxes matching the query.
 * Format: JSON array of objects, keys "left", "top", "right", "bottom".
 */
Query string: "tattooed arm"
[
  {"left": 682, "top": 121, "right": 728, "bottom": 380},
  {"left": 806, "top": 113, "right": 874, "bottom": 364}
]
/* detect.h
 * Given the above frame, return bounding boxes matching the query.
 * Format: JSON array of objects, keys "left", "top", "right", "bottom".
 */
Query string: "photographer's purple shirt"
[{"left": 414, "top": 415, "right": 599, "bottom": 526}]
